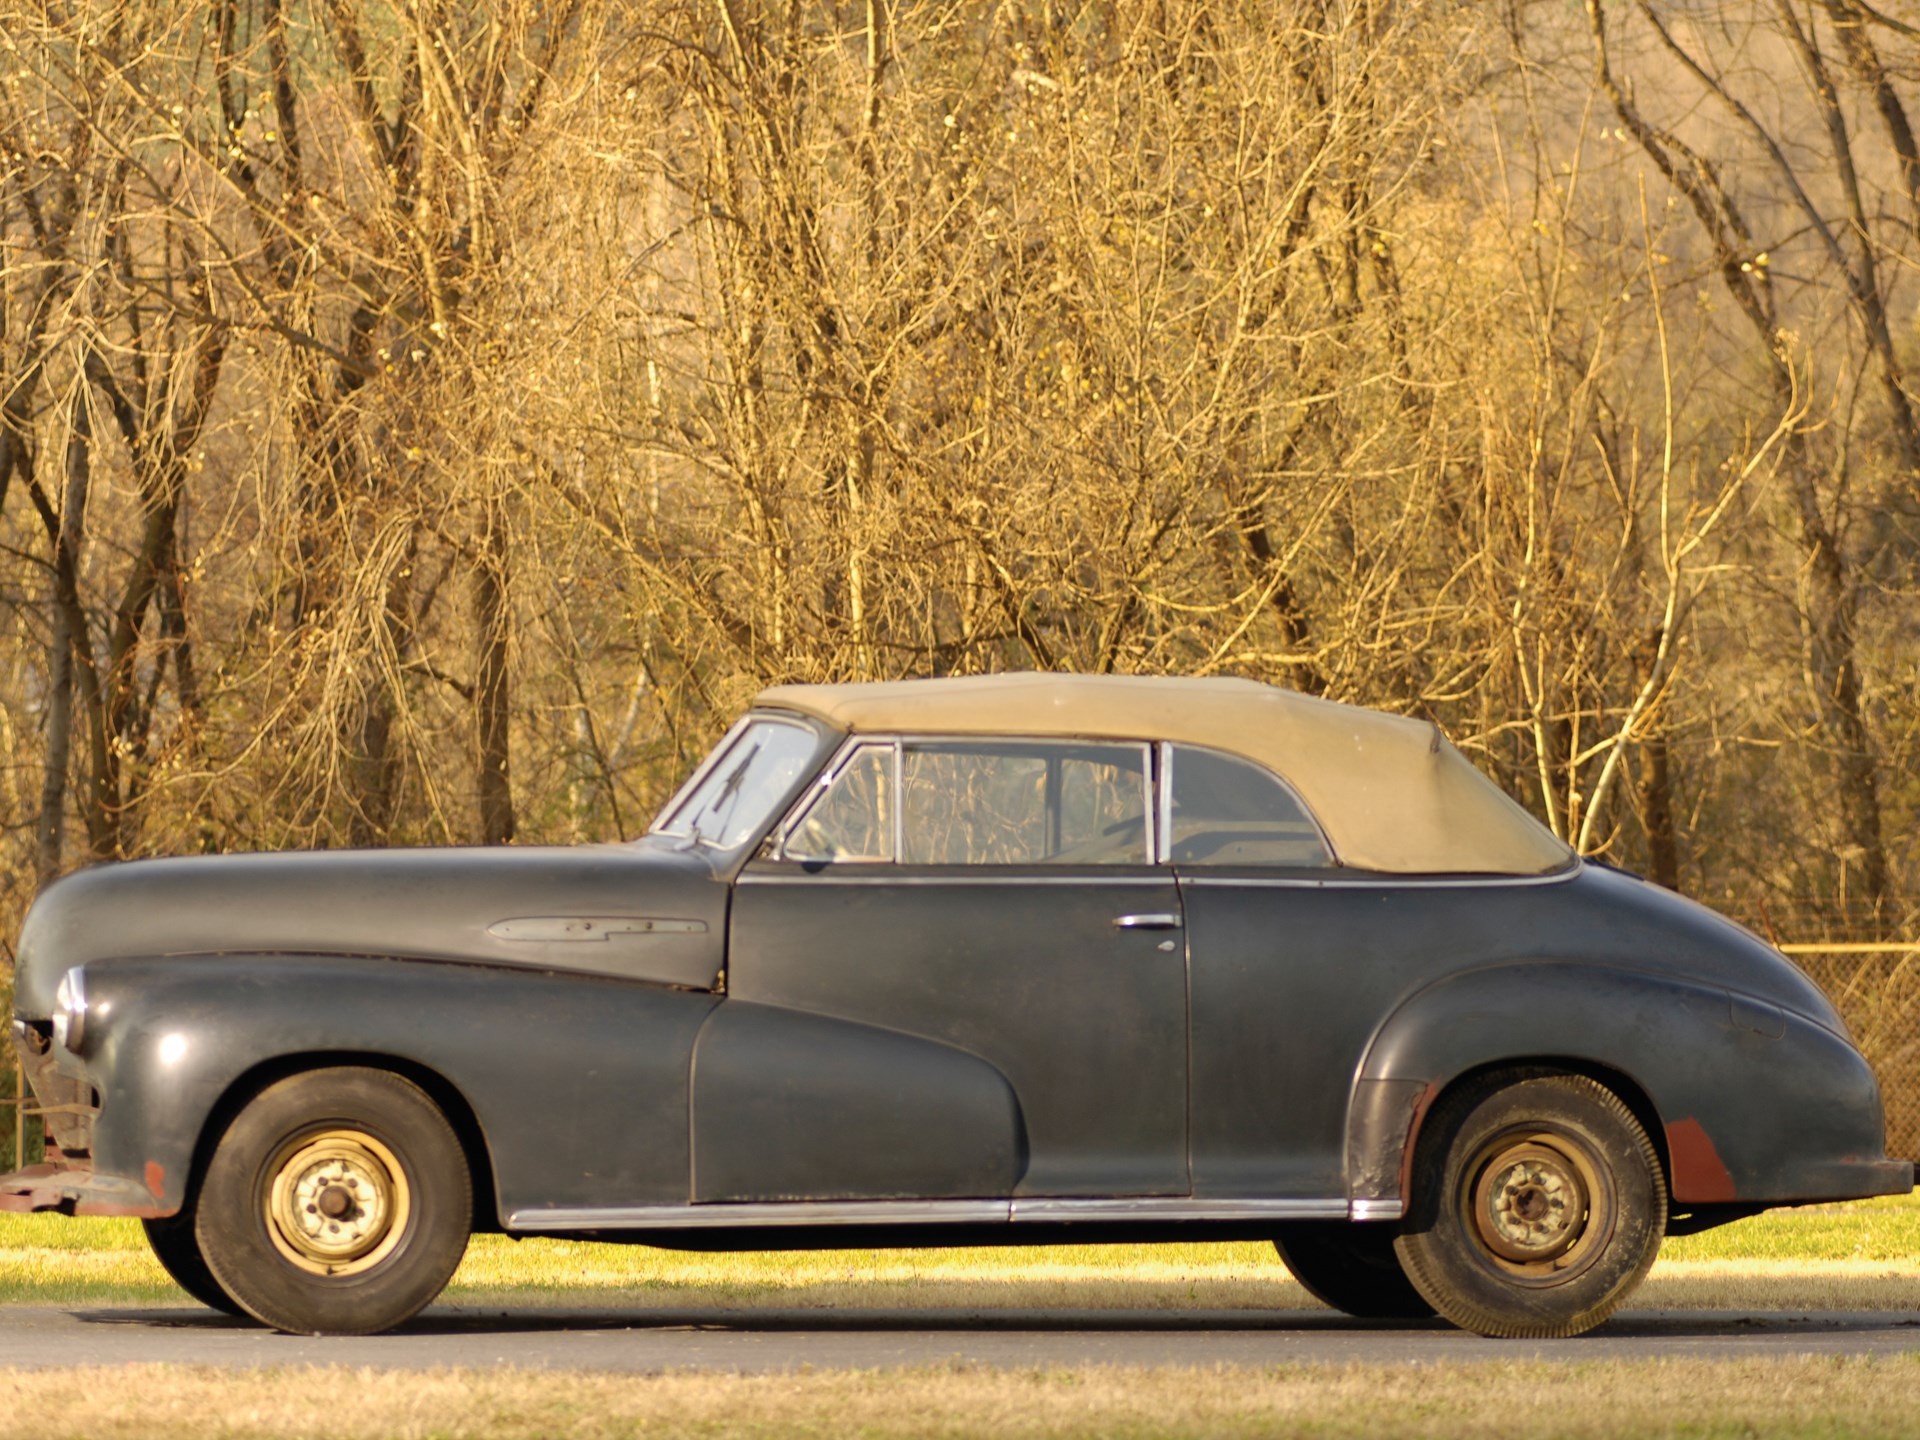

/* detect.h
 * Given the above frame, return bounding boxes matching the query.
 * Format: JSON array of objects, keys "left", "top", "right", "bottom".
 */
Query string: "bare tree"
[
  {"left": 1582, "top": 0, "right": 1916, "bottom": 928},
  {"left": 0, "top": 0, "right": 1910, "bottom": 965}
]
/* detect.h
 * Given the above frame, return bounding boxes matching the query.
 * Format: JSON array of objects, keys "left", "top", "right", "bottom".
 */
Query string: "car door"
[
  {"left": 1168, "top": 741, "right": 1367, "bottom": 1200},
  {"left": 706, "top": 735, "right": 1189, "bottom": 1202}
]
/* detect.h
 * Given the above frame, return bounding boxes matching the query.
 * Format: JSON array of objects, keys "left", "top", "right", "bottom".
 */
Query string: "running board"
[{"left": 505, "top": 1195, "right": 1401, "bottom": 1232}]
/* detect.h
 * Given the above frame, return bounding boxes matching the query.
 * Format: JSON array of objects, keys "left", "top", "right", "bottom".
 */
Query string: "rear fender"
[{"left": 1349, "top": 962, "right": 1893, "bottom": 1209}]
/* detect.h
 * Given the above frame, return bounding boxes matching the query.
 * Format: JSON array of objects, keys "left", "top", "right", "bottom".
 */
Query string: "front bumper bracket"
[{"left": 0, "top": 1163, "right": 167, "bottom": 1219}]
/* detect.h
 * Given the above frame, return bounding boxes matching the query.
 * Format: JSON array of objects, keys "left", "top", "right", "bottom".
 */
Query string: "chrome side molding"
[
  {"left": 507, "top": 1194, "right": 1375, "bottom": 1232},
  {"left": 508, "top": 1200, "right": 1012, "bottom": 1230},
  {"left": 1346, "top": 1197, "right": 1407, "bottom": 1222},
  {"left": 1010, "top": 1197, "right": 1345, "bottom": 1223},
  {"left": 487, "top": 917, "right": 707, "bottom": 941}
]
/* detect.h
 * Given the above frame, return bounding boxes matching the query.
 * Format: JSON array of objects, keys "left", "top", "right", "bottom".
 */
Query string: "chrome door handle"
[{"left": 1112, "top": 913, "right": 1183, "bottom": 930}]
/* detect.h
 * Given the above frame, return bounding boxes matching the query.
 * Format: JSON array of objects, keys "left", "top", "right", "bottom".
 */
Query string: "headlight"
[{"left": 51, "top": 966, "right": 87, "bottom": 1055}]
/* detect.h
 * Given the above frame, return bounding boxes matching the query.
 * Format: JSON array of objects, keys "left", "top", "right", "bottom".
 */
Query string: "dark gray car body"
[{"left": 4, "top": 696, "right": 1910, "bottom": 1242}]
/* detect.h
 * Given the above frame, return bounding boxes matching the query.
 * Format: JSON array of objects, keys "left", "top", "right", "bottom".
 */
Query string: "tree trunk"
[
  {"left": 1634, "top": 729, "right": 1681, "bottom": 892},
  {"left": 35, "top": 597, "right": 73, "bottom": 887},
  {"left": 474, "top": 495, "right": 515, "bottom": 845},
  {"left": 346, "top": 557, "right": 415, "bottom": 848}
]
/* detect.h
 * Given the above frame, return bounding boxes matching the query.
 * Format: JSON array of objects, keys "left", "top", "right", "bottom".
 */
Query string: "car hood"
[{"left": 12, "top": 841, "right": 729, "bottom": 1017}]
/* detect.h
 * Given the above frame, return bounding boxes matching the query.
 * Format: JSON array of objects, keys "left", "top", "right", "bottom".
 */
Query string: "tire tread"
[
  {"left": 1393, "top": 1072, "right": 1666, "bottom": 1339},
  {"left": 195, "top": 1066, "right": 472, "bottom": 1335}
]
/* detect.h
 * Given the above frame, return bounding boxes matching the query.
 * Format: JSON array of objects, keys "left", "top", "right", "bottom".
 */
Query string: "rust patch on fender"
[
  {"left": 1396, "top": 1081, "right": 1443, "bottom": 1197},
  {"left": 144, "top": 1160, "right": 166, "bottom": 1199},
  {"left": 1666, "top": 1117, "right": 1738, "bottom": 1203}
]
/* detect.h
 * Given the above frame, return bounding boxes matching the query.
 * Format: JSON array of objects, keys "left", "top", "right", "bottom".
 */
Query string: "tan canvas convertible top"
[{"left": 755, "top": 673, "right": 1573, "bottom": 876}]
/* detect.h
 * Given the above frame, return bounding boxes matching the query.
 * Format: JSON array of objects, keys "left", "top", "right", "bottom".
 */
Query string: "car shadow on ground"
[{"left": 67, "top": 1306, "right": 1920, "bottom": 1338}]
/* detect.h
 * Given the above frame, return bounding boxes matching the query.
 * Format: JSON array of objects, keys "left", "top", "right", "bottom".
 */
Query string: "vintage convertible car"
[{"left": 2, "top": 675, "right": 1910, "bottom": 1337}]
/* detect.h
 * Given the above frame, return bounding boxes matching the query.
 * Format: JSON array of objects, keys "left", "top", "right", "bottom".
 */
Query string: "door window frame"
[
  {"left": 778, "top": 739, "right": 900, "bottom": 864},
  {"left": 771, "top": 734, "right": 1161, "bottom": 866},
  {"left": 1159, "top": 741, "right": 1338, "bottom": 868},
  {"left": 771, "top": 735, "right": 1341, "bottom": 871}
]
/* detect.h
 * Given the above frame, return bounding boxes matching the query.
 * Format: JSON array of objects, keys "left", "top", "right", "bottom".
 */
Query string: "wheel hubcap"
[
  {"left": 265, "top": 1129, "right": 411, "bottom": 1276},
  {"left": 1476, "top": 1143, "right": 1585, "bottom": 1262},
  {"left": 1463, "top": 1128, "right": 1614, "bottom": 1284}
]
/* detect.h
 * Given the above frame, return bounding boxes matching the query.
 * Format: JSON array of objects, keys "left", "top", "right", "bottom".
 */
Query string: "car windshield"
[{"left": 652, "top": 717, "right": 821, "bottom": 851}]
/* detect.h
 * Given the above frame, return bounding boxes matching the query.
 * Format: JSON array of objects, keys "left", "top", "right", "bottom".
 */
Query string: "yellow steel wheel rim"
[
  {"left": 264, "top": 1129, "right": 411, "bottom": 1277},
  {"left": 1461, "top": 1128, "right": 1615, "bottom": 1286}
]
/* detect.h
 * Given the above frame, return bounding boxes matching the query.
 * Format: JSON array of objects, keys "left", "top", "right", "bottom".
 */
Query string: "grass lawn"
[
  {"left": 1, "top": 1190, "right": 1914, "bottom": 1313},
  {"left": 0, "top": 1193, "right": 1914, "bottom": 1437},
  {"left": 3, "top": 1357, "right": 1920, "bottom": 1439}
]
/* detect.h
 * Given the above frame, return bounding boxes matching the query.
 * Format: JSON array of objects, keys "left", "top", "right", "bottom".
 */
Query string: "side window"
[
  {"left": 1167, "top": 745, "right": 1333, "bottom": 867},
  {"left": 784, "top": 745, "right": 895, "bottom": 863},
  {"left": 902, "top": 742, "right": 1148, "bottom": 865}
]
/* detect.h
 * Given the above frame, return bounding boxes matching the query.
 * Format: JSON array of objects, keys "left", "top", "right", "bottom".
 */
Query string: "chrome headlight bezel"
[{"left": 50, "top": 966, "right": 88, "bottom": 1056}]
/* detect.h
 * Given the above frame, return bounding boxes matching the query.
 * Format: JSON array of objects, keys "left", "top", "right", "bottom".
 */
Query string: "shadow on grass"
[
  {"left": 71, "top": 1304, "right": 1441, "bottom": 1335},
  {"left": 62, "top": 1304, "right": 1920, "bottom": 1340}
]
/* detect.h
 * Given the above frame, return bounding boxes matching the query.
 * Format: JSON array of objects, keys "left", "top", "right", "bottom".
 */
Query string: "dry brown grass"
[
  {"left": 1635, "top": 1261, "right": 1920, "bottom": 1313},
  {"left": 448, "top": 1252, "right": 1920, "bottom": 1316},
  {"left": 3, "top": 1357, "right": 1919, "bottom": 1439}
]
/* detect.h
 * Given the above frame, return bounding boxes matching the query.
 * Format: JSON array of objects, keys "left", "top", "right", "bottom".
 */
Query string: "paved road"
[{"left": 4, "top": 1305, "right": 1918, "bottom": 1371}]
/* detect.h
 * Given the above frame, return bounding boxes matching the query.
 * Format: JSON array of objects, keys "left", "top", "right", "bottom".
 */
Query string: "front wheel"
[
  {"left": 195, "top": 1067, "right": 472, "bottom": 1335},
  {"left": 1393, "top": 1073, "right": 1665, "bottom": 1338},
  {"left": 1273, "top": 1221, "right": 1434, "bottom": 1320}
]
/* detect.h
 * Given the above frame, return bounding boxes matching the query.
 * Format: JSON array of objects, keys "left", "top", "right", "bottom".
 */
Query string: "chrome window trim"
[
  {"left": 768, "top": 733, "right": 1156, "bottom": 870},
  {"left": 1140, "top": 744, "right": 1160, "bottom": 866},
  {"left": 1180, "top": 866, "right": 1580, "bottom": 890},
  {"left": 772, "top": 737, "right": 899, "bottom": 864},
  {"left": 738, "top": 871, "right": 1174, "bottom": 887},
  {"left": 897, "top": 735, "right": 1153, "bottom": 869},
  {"left": 507, "top": 1195, "right": 1358, "bottom": 1232},
  {"left": 894, "top": 739, "right": 906, "bottom": 860},
  {"left": 1156, "top": 742, "right": 1174, "bottom": 867}
]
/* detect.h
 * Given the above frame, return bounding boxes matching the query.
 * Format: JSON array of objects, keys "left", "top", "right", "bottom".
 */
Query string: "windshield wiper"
[{"left": 682, "top": 742, "right": 761, "bottom": 850}]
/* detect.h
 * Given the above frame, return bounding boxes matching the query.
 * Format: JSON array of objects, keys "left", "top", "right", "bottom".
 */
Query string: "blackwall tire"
[
  {"left": 143, "top": 1210, "right": 246, "bottom": 1316},
  {"left": 1273, "top": 1221, "right": 1435, "bottom": 1320},
  {"left": 1393, "top": 1073, "right": 1665, "bottom": 1339},
  {"left": 194, "top": 1067, "right": 472, "bottom": 1335}
]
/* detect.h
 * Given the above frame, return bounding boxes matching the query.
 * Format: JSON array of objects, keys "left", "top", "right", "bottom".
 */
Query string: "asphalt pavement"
[{"left": 3, "top": 1304, "right": 1918, "bottom": 1371}]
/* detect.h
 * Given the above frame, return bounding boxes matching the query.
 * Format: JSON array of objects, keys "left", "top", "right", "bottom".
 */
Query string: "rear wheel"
[
  {"left": 195, "top": 1067, "right": 472, "bottom": 1335},
  {"left": 1393, "top": 1072, "right": 1665, "bottom": 1338},
  {"left": 1273, "top": 1221, "right": 1434, "bottom": 1320},
  {"left": 142, "top": 1209, "right": 244, "bottom": 1316}
]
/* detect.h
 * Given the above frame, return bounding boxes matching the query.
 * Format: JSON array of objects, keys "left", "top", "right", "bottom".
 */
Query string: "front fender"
[
  {"left": 64, "top": 954, "right": 718, "bottom": 1218},
  {"left": 1349, "top": 961, "right": 1905, "bottom": 1209}
]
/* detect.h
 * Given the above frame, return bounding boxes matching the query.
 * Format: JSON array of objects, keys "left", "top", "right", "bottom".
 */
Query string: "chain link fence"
[
  {"left": 3, "top": 933, "right": 1917, "bottom": 1180},
  {"left": 2, "top": 1042, "right": 39, "bottom": 1174}
]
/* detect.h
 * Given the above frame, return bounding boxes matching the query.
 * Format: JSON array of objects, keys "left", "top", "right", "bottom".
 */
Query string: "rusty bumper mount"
[{"left": 0, "top": 1162, "right": 168, "bottom": 1219}]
